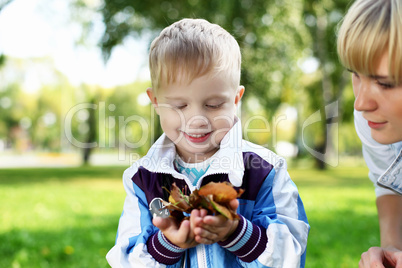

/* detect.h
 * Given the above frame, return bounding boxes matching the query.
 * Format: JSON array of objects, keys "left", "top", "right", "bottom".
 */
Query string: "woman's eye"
[
  {"left": 348, "top": 69, "right": 359, "bottom": 79},
  {"left": 377, "top": 81, "right": 395, "bottom": 89}
]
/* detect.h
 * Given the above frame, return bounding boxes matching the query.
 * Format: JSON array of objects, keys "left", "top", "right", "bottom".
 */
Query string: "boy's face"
[{"left": 147, "top": 73, "right": 244, "bottom": 163}]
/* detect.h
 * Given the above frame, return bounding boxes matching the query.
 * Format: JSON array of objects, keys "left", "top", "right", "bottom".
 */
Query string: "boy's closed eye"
[
  {"left": 206, "top": 103, "right": 224, "bottom": 109},
  {"left": 175, "top": 104, "right": 187, "bottom": 109},
  {"left": 164, "top": 101, "right": 187, "bottom": 109},
  {"left": 173, "top": 103, "right": 223, "bottom": 110}
]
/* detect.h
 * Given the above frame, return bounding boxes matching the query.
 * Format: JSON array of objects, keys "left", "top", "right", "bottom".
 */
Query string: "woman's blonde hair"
[
  {"left": 149, "top": 18, "right": 241, "bottom": 92},
  {"left": 337, "top": 0, "right": 402, "bottom": 84}
]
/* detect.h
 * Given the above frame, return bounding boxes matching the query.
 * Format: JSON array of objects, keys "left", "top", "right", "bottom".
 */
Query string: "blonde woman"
[{"left": 337, "top": 0, "right": 402, "bottom": 267}]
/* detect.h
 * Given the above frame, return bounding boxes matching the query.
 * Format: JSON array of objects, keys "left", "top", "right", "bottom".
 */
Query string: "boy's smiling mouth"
[{"left": 183, "top": 132, "right": 212, "bottom": 143}]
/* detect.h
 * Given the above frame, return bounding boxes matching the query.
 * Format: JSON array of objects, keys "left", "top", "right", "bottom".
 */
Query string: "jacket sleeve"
[
  {"left": 106, "top": 167, "right": 183, "bottom": 268},
  {"left": 236, "top": 157, "right": 310, "bottom": 268}
]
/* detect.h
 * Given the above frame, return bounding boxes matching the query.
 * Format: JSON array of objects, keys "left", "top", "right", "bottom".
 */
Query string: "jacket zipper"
[{"left": 196, "top": 244, "right": 208, "bottom": 268}]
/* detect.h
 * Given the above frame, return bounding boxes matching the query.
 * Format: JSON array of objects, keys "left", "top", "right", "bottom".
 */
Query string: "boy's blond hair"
[
  {"left": 149, "top": 18, "right": 241, "bottom": 92},
  {"left": 337, "top": 0, "right": 402, "bottom": 85}
]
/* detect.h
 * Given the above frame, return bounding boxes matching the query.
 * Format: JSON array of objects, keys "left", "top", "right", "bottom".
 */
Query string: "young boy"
[{"left": 106, "top": 18, "right": 309, "bottom": 268}]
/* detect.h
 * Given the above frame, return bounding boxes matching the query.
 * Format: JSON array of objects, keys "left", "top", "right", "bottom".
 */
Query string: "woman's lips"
[
  {"left": 367, "top": 121, "right": 387, "bottom": 129},
  {"left": 183, "top": 132, "right": 211, "bottom": 143}
]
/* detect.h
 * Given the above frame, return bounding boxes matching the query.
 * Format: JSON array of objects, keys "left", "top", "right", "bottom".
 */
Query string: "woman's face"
[{"left": 352, "top": 52, "right": 402, "bottom": 144}]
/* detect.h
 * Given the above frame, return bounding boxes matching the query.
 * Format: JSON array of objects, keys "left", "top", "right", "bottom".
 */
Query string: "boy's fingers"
[
  {"left": 195, "top": 235, "right": 215, "bottom": 245},
  {"left": 152, "top": 217, "right": 171, "bottom": 231},
  {"left": 203, "top": 214, "right": 227, "bottom": 226},
  {"left": 178, "top": 220, "right": 199, "bottom": 247},
  {"left": 178, "top": 220, "right": 191, "bottom": 240},
  {"left": 191, "top": 209, "right": 200, "bottom": 218},
  {"left": 200, "top": 209, "right": 208, "bottom": 217},
  {"left": 191, "top": 209, "right": 204, "bottom": 228},
  {"left": 229, "top": 199, "right": 239, "bottom": 210}
]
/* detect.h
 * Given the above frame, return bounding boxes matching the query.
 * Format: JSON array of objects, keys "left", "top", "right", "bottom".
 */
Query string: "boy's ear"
[
  {"left": 235, "top": 86, "right": 245, "bottom": 106},
  {"left": 146, "top": 88, "right": 159, "bottom": 112}
]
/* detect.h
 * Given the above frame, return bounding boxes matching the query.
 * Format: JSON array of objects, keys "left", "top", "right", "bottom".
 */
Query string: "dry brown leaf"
[{"left": 162, "top": 182, "right": 243, "bottom": 221}]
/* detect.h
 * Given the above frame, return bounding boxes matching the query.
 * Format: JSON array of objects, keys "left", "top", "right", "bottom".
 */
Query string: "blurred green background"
[{"left": 0, "top": 0, "right": 379, "bottom": 267}]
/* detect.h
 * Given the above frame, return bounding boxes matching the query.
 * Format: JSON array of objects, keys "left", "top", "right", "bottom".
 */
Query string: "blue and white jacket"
[{"left": 106, "top": 120, "right": 310, "bottom": 268}]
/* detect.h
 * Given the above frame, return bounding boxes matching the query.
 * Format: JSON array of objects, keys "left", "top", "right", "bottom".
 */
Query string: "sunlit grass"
[
  {"left": 0, "top": 164, "right": 378, "bottom": 267},
  {"left": 290, "top": 165, "right": 378, "bottom": 268},
  {"left": 0, "top": 167, "right": 126, "bottom": 268}
]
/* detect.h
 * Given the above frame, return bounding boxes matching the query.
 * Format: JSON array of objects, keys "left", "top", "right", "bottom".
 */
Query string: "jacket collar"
[
  {"left": 391, "top": 141, "right": 402, "bottom": 157},
  {"left": 135, "top": 118, "right": 245, "bottom": 187}
]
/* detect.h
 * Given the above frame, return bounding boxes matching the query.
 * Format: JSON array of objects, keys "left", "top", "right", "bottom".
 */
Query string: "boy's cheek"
[
  {"left": 158, "top": 106, "right": 179, "bottom": 115},
  {"left": 161, "top": 109, "right": 186, "bottom": 122}
]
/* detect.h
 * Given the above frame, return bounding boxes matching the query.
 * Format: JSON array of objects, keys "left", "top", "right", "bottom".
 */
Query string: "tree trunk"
[{"left": 82, "top": 97, "right": 97, "bottom": 165}]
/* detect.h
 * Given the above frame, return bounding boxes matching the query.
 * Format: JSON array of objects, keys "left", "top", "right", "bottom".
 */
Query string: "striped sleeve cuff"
[
  {"left": 218, "top": 215, "right": 268, "bottom": 263},
  {"left": 147, "top": 231, "right": 185, "bottom": 265}
]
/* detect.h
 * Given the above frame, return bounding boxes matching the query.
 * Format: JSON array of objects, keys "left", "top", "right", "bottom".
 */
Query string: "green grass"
[
  {"left": 0, "top": 167, "right": 126, "bottom": 268},
  {"left": 289, "top": 165, "right": 378, "bottom": 268},
  {"left": 0, "top": 165, "right": 378, "bottom": 267}
]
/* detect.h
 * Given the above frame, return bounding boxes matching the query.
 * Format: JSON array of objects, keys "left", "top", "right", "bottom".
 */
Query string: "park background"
[{"left": 0, "top": 0, "right": 377, "bottom": 267}]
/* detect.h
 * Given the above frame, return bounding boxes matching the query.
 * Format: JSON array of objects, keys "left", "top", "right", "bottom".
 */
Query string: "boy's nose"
[{"left": 186, "top": 115, "right": 209, "bottom": 129}]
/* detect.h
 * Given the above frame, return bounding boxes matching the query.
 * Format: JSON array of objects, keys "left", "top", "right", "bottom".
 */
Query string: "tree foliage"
[
  {"left": 92, "top": 0, "right": 353, "bottom": 168},
  {"left": 0, "top": 0, "right": 358, "bottom": 167},
  {"left": 0, "top": 0, "right": 13, "bottom": 68},
  {"left": 97, "top": 0, "right": 308, "bottom": 116}
]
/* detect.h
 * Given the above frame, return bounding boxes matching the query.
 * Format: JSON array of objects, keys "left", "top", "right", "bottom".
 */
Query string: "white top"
[
  {"left": 174, "top": 155, "right": 212, "bottom": 186},
  {"left": 354, "top": 110, "right": 402, "bottom": 196}
]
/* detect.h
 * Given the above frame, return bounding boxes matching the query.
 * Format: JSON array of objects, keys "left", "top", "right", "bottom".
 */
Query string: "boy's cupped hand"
[
  {"left": 193, "top": 199, "right": 239, "bottom": 245},
  {"left": 152, "top": 215, "right": 199, "bottom": 249},
  {"left": 153, "top": 199, "right": 239, "bottom": 248}
]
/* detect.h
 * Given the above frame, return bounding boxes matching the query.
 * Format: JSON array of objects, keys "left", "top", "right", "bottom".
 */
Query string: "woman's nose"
[{"left": 353, "top": 80, "right": 377, "bottom": 112}]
